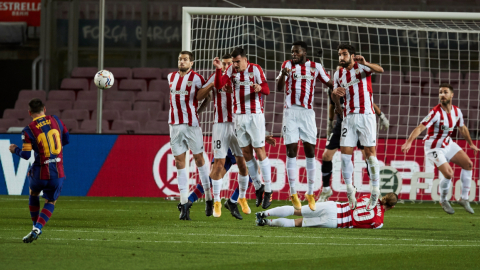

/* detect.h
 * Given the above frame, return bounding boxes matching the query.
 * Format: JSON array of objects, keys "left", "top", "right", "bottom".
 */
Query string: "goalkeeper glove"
[
  {"left": 379, "top": 112, "right": 390, "bottom": 130},
  {"left": 327, "top": 119, "right": 334, "bottom": 136}
]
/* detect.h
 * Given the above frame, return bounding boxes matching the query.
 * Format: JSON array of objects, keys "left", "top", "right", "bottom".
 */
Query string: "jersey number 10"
[{"left": 37, "top": 129, "right": 62, "bottom": 157}]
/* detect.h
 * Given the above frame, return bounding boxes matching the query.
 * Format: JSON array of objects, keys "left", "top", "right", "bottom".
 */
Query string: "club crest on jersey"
[
  {"left": 310, "top": 67, "right": 317, "bottom": 73},
  {"left": 249, "top": 72, "right": 254, "bottom": 78},
  {"left": 291, "top": 68, "right": 296, "bottom": 73},
  {"left": 187, "top": 81, "right": 193, "bottom": 87},
  {"left": 355, "top": 69, "right": 360, "bottom": 75}
]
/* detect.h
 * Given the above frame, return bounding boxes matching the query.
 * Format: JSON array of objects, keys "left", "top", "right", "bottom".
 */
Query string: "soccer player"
[
  {"left": 181, "top": 136, "right": 277, "bottom": 220},
  {"left": 197, "top": 54, "right": 251, "bottom": 217},
  {"left": 402, "top": 83, "right": 479, "bottom": 214},
  {"left": 276, "top": 41, "right": 333, "bottom": 211},
  {"left": 8, "top": 98, "right": 69, "bottom": 243},
  {"left": 256, "top": 192, "right": 397, "bottom": 228},
  {"left": 213, "top": 48, "right": 273, "bottom": 209},
  {"left": 168, "top": 51, "right": 211, "bottom": 220},
  {"left": 331, "top": 44, "right": 384, "bottom": 211},
  {"left": 319, "top": 86, "right": 390, "bottom": 202}
]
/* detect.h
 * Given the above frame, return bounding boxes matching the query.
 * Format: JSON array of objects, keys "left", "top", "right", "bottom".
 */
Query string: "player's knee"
[
  {"left": 444, "top": 170, "right": 454, "bottom": 180},
  {"left": 46, "top": 200, "right": 56, "bottom": 205},
  {"left": 464, "top": 161, "right": 473, "bottom": 171},
  {"left": 322, "top": 150, "right": 332, "bottom": 161},
  {"left": 286, "top": 144, "right": 297, "bottom": 158},
  {"left": 304, "top": 145, "right": 315, "bottom": 158},
  {"left": 294, "top": 218, "right": 303, "bottom": 227},
  {"left": 193, "top": 154, "right": 205, "bottom": 167}
]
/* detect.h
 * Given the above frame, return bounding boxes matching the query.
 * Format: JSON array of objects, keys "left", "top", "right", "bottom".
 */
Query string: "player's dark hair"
[
  {"left": 439, "top": 83, "right": 454, "bottom": 92},
  {"left": 337, "top": 43, "right": 356, "bottom": 56},
  {"left": 179, "top": 51, "right": 194, "bottom": 61},
  {"left": 230, "top": 47, "right": 246, "bottom": 58},
  {"left": 28, "top": 98, "right": 45, "bottom": 114},
  {"left": 222, "top": 53, "right": 232, "bottom": 59},
  {"left": 292, "top": 41, "right": 308, "bottom": 52}
]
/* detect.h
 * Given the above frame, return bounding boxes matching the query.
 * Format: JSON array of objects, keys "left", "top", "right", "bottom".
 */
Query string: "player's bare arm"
[
  {"left": 276, "top": 68, "right": 290, "bottom": 92},
  {"left": 197, "top": 82, "right": 214, "bottom": 100},
  {"left": 331, "top": 91, "right": 343, "bottom": 116},
  {"left": 325, "top": 79, "right": 334, "bottom": 90},
  {"left": 354, "top": 55, "right": 384, "bottom": 73},
  {"left": 401, "top": 124, "right": 427, "bottom": 153},
  {"left": 458, "top": 125, "right": 480, "bottom": 155},
  {"left": 197, "top": 93, "right": 211, "bottom": 114}
]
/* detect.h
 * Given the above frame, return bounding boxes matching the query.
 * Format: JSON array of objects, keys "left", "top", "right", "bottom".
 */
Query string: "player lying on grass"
[
  {"left": 402, "top": 83, "right": 478, "bottom": 215},
  {"left": 8, "top": 98, "right": 69, "bottom": 243},
  {"left": 180, "top": 136, "right": 277, "bottom": 220},
  {"left": 256, "top": 192, "right": 397, "bottom": 228}
]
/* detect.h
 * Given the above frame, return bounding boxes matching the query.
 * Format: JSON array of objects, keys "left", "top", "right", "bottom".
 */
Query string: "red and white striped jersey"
[
  {"left": 336, "top": 195, "right": 385, "bottom": 229},
  {"left": 204, "top": 73, "right": 234, "bottom": 123},
  {"left": 278, "top": 60, "right": 331, "bottom": 109},
  {"left": 334, "top": 62, "right": 375, "bottom": 116},
  {"left": 168, "top": 70, "right": 206, "bottom": 126},
  {"left": 421, "top": 104, "right": 465, "bottom": 149},
  {"left": 225, "top": 63, "right": 267, "bottom": 114}
]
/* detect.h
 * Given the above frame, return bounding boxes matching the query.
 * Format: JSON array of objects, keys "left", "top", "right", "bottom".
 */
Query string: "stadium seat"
[
  {"left": 264, "top": 112, "right": 274, "bottom": 123},
  {"left": 71, "top": 67, "right": 98, "bottom": 79},
  {"left": 119, "top": 79, "right": 147, "bottom": 92},
  {"left": 161, "top": 68, "right": 178, "bottom": 80},
  {"left": 122, "top": 110, "right": 151, "bottom": 128},
  {"left": 464, "top": 72, "right": 479, "bottom": 84},
  {"left": 61, "top": 119, "right": 79, "bottom": 132},
  {"left": 0, "top": 119, "right": 20, "bottom": 130},
  {"left": 89, "top": 79, "right": 119, "bottom": 91},
  {"left": 77, "top": 90, "right": 106, "bottom": 102},
  {"left": 265, "top": 70, "right": 277, "bottom": 81},
  {"left": 76, "top": 119, "right": 109, "bottom": 133},
  {"left": 105, "top": 67, "right": 132, "bottom": 80},
  {"left": 60, "top": 78, "right": 89, "bottom": 91},
  {"left": 136, "top": 91, "right": 162, "bottom": 102},
  {"left": 19, "top": 118, "right": 34, "bottom": 127},
  {"left": 117, "top": 120, "right": 141, "bottom": 133},
  {"left": 132, "top": 67, "right": 162, "bottom": 80},
  {"left": 17, "top": 90, "right": 46, "bottom": 102},
  {"left": 45, "top": 100, "right": 73, "bottom": 112},
  {"left": 74, "top": 100, "right": 99, "bottom": 112},
  {"left": 91, "top": 110, "right": 121, "bottom": 121},
  {"left": 106, "top": 91, "right": 135, "bottom": 102},
  {"left": 404, "top": 71, "right": 431, "bottom": 84},
  {"left": 154, "top": 111, "right": 169, "bottom": 121},
  {"left": 61, "top": 109, "right": 90, "bottom": 121},
  {"left": 148, "top": 79, "right": 170, "bottom": 94},
  {"left": 140, "top": 120, "right": 169, "bottom": 134},
  {"left": 48, "top": 90, "right": 76, "bottom": 101},
  {"left": 434, "top": 71, "right": 462, "bottom": 84},
  {"left": 104, "top": 101, "right": 132, "bottom": 111},
  {"left": 133, "top": 101, "right": 161, "bottom": 112},
  {"left": 14, "top": 100, "right": 29, "bottom": 110}
]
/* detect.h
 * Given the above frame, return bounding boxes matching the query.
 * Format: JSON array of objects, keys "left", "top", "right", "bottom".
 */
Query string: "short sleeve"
[
  {"left": 421, "top": 109, "right": 438, "bottom": 128},
  {"left": 456, "top": 107, "right": 465, "bottom": 127},
  {"left": 360, "top": 63, "right": 373, "bottom": 77},
  {"left": 226, "top": 65, "right": 233, "bottom": 78},
  {"left": 316, "top": 63, "right": 331, "bottom": 84},
  {"left": 254, "top": 65, "right": 267, "bottom": 84},
  {"left": 203, "top": 73, "right": 215, "bottom": 88},
  {"left": 333, "top": 70, "right": 340, "bottom": 89},
  {"left": 277, "top": 61, "right": 290, "bottom": 81}
]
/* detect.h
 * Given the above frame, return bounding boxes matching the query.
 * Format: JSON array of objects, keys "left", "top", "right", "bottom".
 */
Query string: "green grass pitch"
[{"left": 1, "top": 195, "right": 479, "bottom": 269}]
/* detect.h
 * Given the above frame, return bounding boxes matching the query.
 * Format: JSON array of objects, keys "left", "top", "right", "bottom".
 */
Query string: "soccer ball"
[{"left": 94, "top": 70, "right": 114, "bottom": 89}]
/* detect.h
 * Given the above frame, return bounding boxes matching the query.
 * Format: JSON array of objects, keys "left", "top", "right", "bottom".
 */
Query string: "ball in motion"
[{"left": 94, "top": 70, "right": 114, "bottom": 89}]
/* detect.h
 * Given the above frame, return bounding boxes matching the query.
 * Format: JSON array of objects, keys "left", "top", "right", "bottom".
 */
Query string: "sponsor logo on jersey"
[
  {"left": 44, "top": 157, "right": 61, "bottom": 164},
  {"left": 235, "top": 80, "right": 254, "bottom": 86},
  {"left": 171, "top": 89, "right": 189, "bottom": 95},
  {"left": 341, "top": 79, "right": 360, "bottom": 88},
  {"left": 293, "top": 74, "right": 314, "bottom": 80},
  {"left": 441, "top": 125, "right": 453, "bottom": 131},
  {"left": 422, "top": 114, "right": 431, "bottom": 123}
]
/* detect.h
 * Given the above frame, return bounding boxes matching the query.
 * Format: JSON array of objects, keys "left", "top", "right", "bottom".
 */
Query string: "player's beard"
[
  {"left": 440, "top": 98, "right": 451, "bottom": 106},
  {"left": 339, "top": 59, "right": 350, "bottom": 68},
  {"left": 179, "top": 66, "right": 190, "bottom": 72}
]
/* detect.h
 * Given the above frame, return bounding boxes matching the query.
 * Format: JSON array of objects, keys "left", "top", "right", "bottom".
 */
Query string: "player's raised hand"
[
  {"left": 265, "top": 135, "right": 276, "bottom": 147},
  {"left": 401, "top": 142, "right": 411, "bottom": 154},
  {"left": 213, "top": 57, "right": 222, "bottom": 69},
  {"left": 281, "top": 68, "right": 291, "bottom": 77},
  {"left": 354, "top": 55, "right": 366, "bottom": 65},
  {"left": 333, "top": 87, "right": 346, "bottom": 97},
  {"left": 9, "top": 144, "right": 17, "bottom": 154},
  {"left": 222, "top": 84, "right": 233, "bottom": 93},
  {"left": 253, "top": 84, "right": 262, "bottom": 93}
]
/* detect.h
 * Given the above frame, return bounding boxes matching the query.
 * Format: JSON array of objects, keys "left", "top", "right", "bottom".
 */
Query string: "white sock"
[
  {"left": 341, "top": 154, "right": 353, "bottom": 187},
  {"left": 259, "top": 158, "right": 272, "bottom": 193},
  {"left": 267, "top": 218, "right": 295, "bottom": 227},
  {"left": 461, "top": 169, "right": 472, "bottom": 200},
  {"left": 212, "top": 178, "right": 223, "bottom": 202},
  {"left": 264, "top": 205, "right": 294, "bottom": 217},
  {"left": 323, "top": 186, "right": 331, "bottom": 192},
  {"left": 367, "top": 156, "right": 380, "bottom": 187},
  {"left": 246, "top": 159, "right": 262, "bottom": 190},
  {"left": 286, "top": 157, "right": 297, "bottom": 195},
  {"left": 306, "top": 157, "right": 316, "bottom": 195},
  {"left": 197, "top": 164, "right": 212, "bottom": 201},
  {"left": 439, "top": 178, "right": 451, "bottom": 202},
  {"left": 238, "top": 175, "right": 249, "bottom": 199},
  {"left": 177, "top": 168, "right": 189, "bottom": 204}
]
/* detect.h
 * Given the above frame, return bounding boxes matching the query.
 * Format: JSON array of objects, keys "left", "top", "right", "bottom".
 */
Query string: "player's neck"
[
  {"left": 345, "top": 61, "right": 355, "bottom": 70},
  {"left": 31, "top": 113, "right": 46, "bottom": 120},
  {"left": 440, "top": 103, "right": 452, "bottom": 113},
  {"left": 179, "top": 68, "right": 192, "bottom": 77}
]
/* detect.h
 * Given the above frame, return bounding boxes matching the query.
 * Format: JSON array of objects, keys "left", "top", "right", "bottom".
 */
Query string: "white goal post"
[{"left": 181, "top": 7, "right": 480, "bottom": 203}]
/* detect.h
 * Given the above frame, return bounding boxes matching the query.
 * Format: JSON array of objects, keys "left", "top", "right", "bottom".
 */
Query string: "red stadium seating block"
[
  {"left": 48, "top": 90, "right": 76, "bottom": 101},
  {"left": 140, "top": 120, "right": 169, "bottom": 134},
  {"left": 60, "top": 78, "right": 89, "bottom": 91},
  {"left": 45, "top": 100, "right": 73, "bottom": 112},
  {"left": 92, "top": 110, "right": 121, "bottom": 121},
  {"left": 132, "top": 67, "right": 162, "bottom": 80},
  {"left": 104, "top": 101, "right": 132, "bottom": 111},
  {"left": 61, "top": 109, "right": 90, "bottom": 121},
  {"left": 106, "top": 91, "right": 135, "bottom": 102},
  {"left": 122, "top": 110, "right": 151, "bottom": 128},
  {"left": 74, "top": 100, "right": 98, "bottom": 112},
  {"left": 161, "top": 68, "right": 178, "bottom": 80},
  {"left": 148, "top": 80, "right": 170, "bottom": 94},
  {"left": 71, "top": 67, "right": 98, "bottom": 79},
  {"left": 18, "top": 90, "right": 46, "bottom": 102},
  {"left": 61, "top": 119, "right": 79, "bottom": 132},
  {"left": 105, "top": 67, "right": 132, "bottom": 80},
  {"left": 154, "top": 111, "right": 169, "bottom": 121},
  {"left": 76, "top": 119, "right": 109, "bottom": 133},
  {"left": 0, "top": 119, "right": 21, "bottom": 130},
  {"left": 77, "top": 90, "right": 106, "bottom": 102},
  {"left": 119, "top": 79, "right": 147, "bottom": 92},
  {"left": 136, "top": 91, "right": 162, "bottom": 102},
  {"left": 133, "top": 101, "right": 161, "bottom": 112}
]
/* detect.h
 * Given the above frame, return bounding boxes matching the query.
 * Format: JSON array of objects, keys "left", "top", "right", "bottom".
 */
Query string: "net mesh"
[{"left": 189, "top": 14, "right": 480, "bottom": 203}]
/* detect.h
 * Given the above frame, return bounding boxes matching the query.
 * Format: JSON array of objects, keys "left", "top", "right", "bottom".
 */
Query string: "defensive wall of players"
[{"left": 0, "top": 134, "right": 478, "bottom": 202}]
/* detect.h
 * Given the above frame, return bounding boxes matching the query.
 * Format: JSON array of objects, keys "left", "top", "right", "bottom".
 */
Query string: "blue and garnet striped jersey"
[{"left": 21, "top": 115, "right": 69, "bottom": 180}]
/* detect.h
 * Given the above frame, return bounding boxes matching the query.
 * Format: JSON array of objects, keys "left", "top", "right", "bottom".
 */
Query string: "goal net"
[{"left": 186, "top": 10, "right": 480, "bottom": 203}]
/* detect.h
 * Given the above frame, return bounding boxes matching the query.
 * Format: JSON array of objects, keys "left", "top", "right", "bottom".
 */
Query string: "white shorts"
[
  {"left": 212, "top": 122, "right": 243, "bottom": 158},
  {"left": 282, "top": 107, "right": 317, "bottom": 145},
  {"left": 340, "top": 114, "right": 376, "bottom": 147},
  {"left": 425, "top": 142, "right": 462, "bottom": 167},
  {"left": 169, "top": 124, "right": 204, "bottom": 157},
  {"left": 235, "top": 113, "right": 265, "bottom": 148},
  {"left": 301, "top": 201, "right": 338, "bottom": 228}
]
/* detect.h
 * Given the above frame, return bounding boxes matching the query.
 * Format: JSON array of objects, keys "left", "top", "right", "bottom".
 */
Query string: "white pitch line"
[
  {"left": 1, "top": 236, "right": 478, "bottom": 247},
  {"left": 1, "top": 229, "right": 479, "bottom": 243}
]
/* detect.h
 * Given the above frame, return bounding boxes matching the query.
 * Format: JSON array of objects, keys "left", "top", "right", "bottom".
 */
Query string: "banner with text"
[{"left": 0, "top": 1, "right": 41, "bottom": 26}]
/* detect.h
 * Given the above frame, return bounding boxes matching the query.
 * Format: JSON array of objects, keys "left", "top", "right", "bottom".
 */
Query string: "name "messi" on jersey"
[
  {"left": 341, "top": 79, "right": 360, "bottom": 88},
  {"left": 36, "top": 119, "right": 51, "bottom": 129}
]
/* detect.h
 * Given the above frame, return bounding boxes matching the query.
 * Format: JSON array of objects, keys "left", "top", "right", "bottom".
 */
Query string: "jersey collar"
[{"left": 33, "top": 115, "right": 46, "bottom": 121}]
